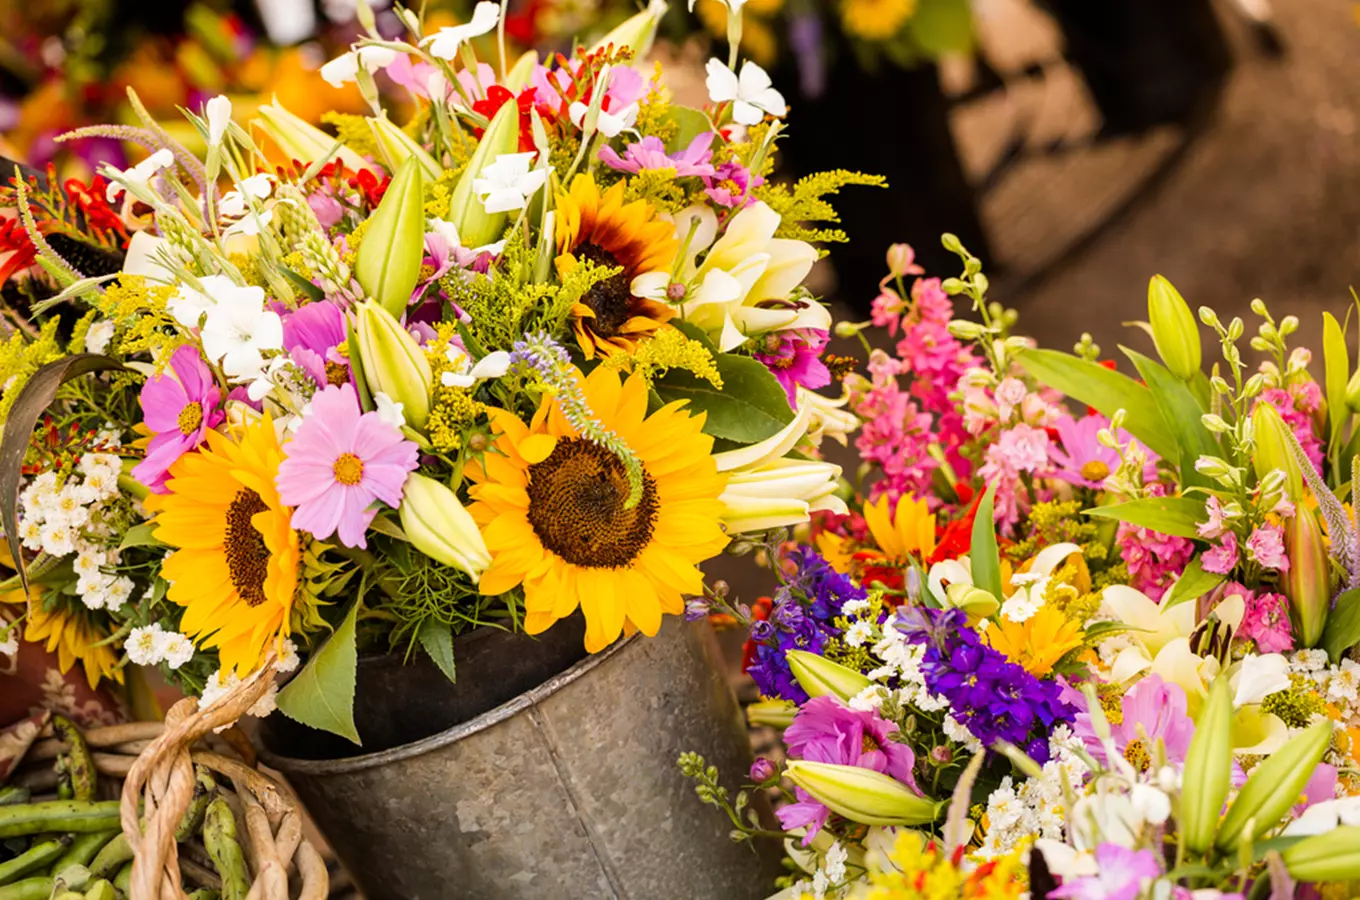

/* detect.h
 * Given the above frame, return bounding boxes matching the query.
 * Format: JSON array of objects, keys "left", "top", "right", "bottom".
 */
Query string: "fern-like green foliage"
[{"left": 755, "top": 169, "right": 886, "bottom": 243}]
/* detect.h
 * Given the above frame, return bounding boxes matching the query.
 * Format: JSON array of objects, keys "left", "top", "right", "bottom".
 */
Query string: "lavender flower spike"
[{"left": 1284, "top": 423, "right": 1360, "bottom": 589}]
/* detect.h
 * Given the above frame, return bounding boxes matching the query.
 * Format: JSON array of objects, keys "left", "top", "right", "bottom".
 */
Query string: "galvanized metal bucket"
[{"left": 258, "top": 619, "right": 781, "bottom": 900}]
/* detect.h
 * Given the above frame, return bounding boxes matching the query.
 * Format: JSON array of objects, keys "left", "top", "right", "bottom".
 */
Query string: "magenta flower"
[
  {"left": 1198, "top": 494, "right": 1229, "bottom": 539},
  {"left": 276, "top": 383, "right": 419, "bottom": 548},
  {"left": 599, "top": 132, "right": 716, "bottom": 177},
  {"left": 1238, "top": 586, "right": 1294, "bottom": 653},
  {"left": 703, "top": 159, "right": 762, "bottom": 209},
  {"left": 133, "top": 344, "right": 224, "bottom": 493},
  {"left": 1048, "top": 414, "right": 1123, "bottom": 489},
  {"left": 282, "top": 301, "right": 350, "bottom": 388},
  {"left": 1050, "top": 844, "right": 1161, "bottom": 900},
  {"left": 1074, "top": 673, "right": 1196, "bottom": 769},
  {"left": 1247, "top": 522, "right": 1290, "bottom": 573},
  {"left": 1202, "top": 530, "right": 1240, "bottom": 575},
  {"left": 754, "top": 329, "right": 831, "bottom": 406},
  {"left": 775, "top": 696, "right": 919, "bottom": 843}
]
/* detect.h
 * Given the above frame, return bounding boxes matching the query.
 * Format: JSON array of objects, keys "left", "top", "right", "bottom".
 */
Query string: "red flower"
[
  {"left": 349, "top": 168, "right": 390, "bottom": 208},
  {"left": 472, "top": 85, "right": 539, "bottom": 153},
  {"left": 929, "top": 487, "right": 986, "bottom": 565},
  {"left": 0, "top": 218, "right": 37, "bottom": 285}
]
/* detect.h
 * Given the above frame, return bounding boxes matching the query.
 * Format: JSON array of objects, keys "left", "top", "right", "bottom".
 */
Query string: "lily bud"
[
  {"left": 367, "top": 115, "right": 442, "bottom": 180},
  {"left": 589, "top": 2, "right": 665, "bottom": 55},
  {"left": 746, "top": 699, "right": 797, "bottom": 729},
  {"left": 1180, "top": 676, "right": 1232, "bottom": 855},
  {"left": 1283, "top": 826, "right": 1360, "bottom": 883},
  {"left": 943, "top": 583, "right": 1000, "bottom": 621},
  {"left": 1215, "top": 721, "right": 1333, "bottom": 852},
  {"left": 784, "top": 761, "right": 941, "bottom": 827},
  {"left": 354, "top": 301, "right": 432, "bottom": 430},
  {"left": 399, "top": 473, "right": 491, "bottom": 579},
  {"left": 1251, "top": 402, "right": 1304, "bottom": 502},
  {"left": 253, "top": 98, "right": 371, "bottom": 172},
  {"left": 1285, "top": 507, "right": 1330, "bottom": 649},
  {"left": 1147, "top": 275, "right": 1201, "bottom": 380},
  {"left": 355, "top": 158, "right": 426, "bottom": 319},
  {"left": 504, "top": 51, "right": 539, "bottom": 91},
  {"left": 787, "top": 650, "right": 873, "bottom": 703},
  {"left": 1346, "top": 368, "right": 1360, "bottom": 414},
  {"left": 718, "top": 458, "right": 846, "bottom": 534},
  {"left": 446, "top": 100, "right": 521, "bottom": 249}
]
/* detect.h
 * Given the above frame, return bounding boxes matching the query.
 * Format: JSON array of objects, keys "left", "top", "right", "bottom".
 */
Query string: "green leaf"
[
  {"left": 1324, "top": 312, "right": 1350, "bottom": 461},
  {"left": 1016, "top": 348, "right": 1176, "bottom": 460},
  {"left": 970, "top": 481, "right": 1003, "bottom": 601},
  {"left": 1322, "top": 588, "right": 1360, "bottom": 664},
  {"left": 1084, "top": 496, "right": 1206, "bottom": 539},
  {"left": 1121, "top": 346, "right": 1218, "bottom": 489},
  {"left": 653, "top": 352, "right": 794, "bottom": 445},
  {"left": 1162, "top": 556, "right": 1225, "bottom": 608},
  {"left": 277, "top": 599, "right": 361, "bottom": 745},
  {"left": 118, "top": 523, "right": 166, "bottom": 550},
  {"left": 280, "top": 266, "right": 325, "bottom": 303},
  {"left": 418, "top": 619, "right": 457, "bottom": 684},
  {"left": 0, "top": 354, "right": 123, "bottom": 592},
  {"left": 906, "top": 0, "right": 974, "bottom": 55},
  {"left": 661, "top": 106, "right": 711, "bottom": 156}
]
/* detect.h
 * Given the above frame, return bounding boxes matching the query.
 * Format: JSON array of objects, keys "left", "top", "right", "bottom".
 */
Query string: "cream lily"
[
  {"left": 799, "top": 387, "right": 859, "bottom": 447},
  {"left": 399, "top": 473, "right": 491, "bottom": 579}
]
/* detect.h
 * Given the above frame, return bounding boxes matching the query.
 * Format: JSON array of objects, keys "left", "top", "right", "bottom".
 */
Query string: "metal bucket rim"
[{"left": 258, "top": 630, "right": 640, "bottom": 775}]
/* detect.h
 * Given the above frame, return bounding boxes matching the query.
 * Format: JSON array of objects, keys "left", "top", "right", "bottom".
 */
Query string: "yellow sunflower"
[
  {"left": 20, "top": 592, "right": 121, "bottom": 689},
  {"left": 145, "top": 415, "right": 300, "bottom": 676},
  {"left": 554, "top": 173, "right": 679, "bottom": 360},
  {"left": 467, "top": 366, "right": 729, "bottom": 652}
]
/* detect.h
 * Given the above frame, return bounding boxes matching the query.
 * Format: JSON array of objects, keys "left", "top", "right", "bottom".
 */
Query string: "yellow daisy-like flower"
[
  {"left": 863, "top": 493, "right": 936, "bottom": 561},
  {"left": 18, "top": 591, "right": 122, "bottom": 690},
  {"left": 554, "top": 173, "right": 679, "bottom": 360},
  {"left": 146, "top": 415, "right": 301, "bottom": 676},
  {"left": 815, "top": 531, "right": 856, "bottom": 573},
  {"left": 467, "top": 366, "right": 729, "bottom": 652},
  {"left": 986, "top": 604, "right": 1085, "bottom": 677},
  {"left": 840, "top": 0, "right": 917, "bottom": 41}
]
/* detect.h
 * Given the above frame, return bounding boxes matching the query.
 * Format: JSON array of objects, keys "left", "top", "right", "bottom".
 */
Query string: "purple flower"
[
  {"left": 1202, "top": 530, "right": 1240, "bottom": 575},
  {"left": 1073, "top": 673, "right": 1195, "bottom": 769},
  {"left": 276, "top": 383, "right": 420, "bottom": 548},
  {"left": 133, "top": 345, "right": 224, "bottom": 493},
  {"left": 282, "top": 301, "right": 350, "bottom": 388},
  {"left": 1247, "top": 522, "right": 1290, "bottom": 573},
  {"left": 1050, "top": 843, "right": 1161, "bottom": 900},
  {"left": 754, "top": 329, "right": 832, "bottom": 406},
  {"left": 598, "top": 132, "right": 716, "bottom": 177},
  {"left": 703, "top": 159, "right": 762, "bottom": 209}
]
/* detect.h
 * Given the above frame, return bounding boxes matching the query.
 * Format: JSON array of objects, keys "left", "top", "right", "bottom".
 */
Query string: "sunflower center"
[
  {"left": 325, "top": 360, "right": 350, "bottom": 386},
  {"left": 177, "top": 402, "right": 204, "bottom": 436},
  {"left": 575, "top": 243, "right": 634, "bottom": 338},
  {"left": 1080, "top": 460, "right": 1111, "bottom": 482},
  {"left": 525, "top": 438, "right": 658, "bottom": 568},
  {"left": 224, "top": 489, "right": 271, "bottom": 607},
  {"left": 333, "top": 453, "right": 365, "bottom": 486}
]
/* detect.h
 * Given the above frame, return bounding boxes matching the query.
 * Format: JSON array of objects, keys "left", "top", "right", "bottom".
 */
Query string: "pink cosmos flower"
[
  {"left": 1238, "top": 586, "right": 1294, "bottom": 653},
  {"left": 703, "top": 159, "right": 761, "bottom": 209},
  {"left": 276, "top": 383, "right": 419, "bottom": 548},
  {"left": 1074, "top": 673, "right": 1196, "bottom": 768},
  {"left": 1202, "top": 530, "right": 1239, "bottom": 575},
  {"left": 282, "top": 301, "right": 349, "bottom": 389},
  {"left": 598, "top": 132, "right": 716, "bottom": 177},
  {"left": 1048, "top": 414, "right": 1121, "bottom": 489},
  {"left": 754, "top": 329, "right": 831, "bottom": 405},
  {"left": 133, "top": 344, "right": 224, "bottom": 493},
  {"left": 1051, "top": 844, "right": 1161, "bottom": 900},
  {"left": 1247, "top": 522, "right": 1290, "bottom": 572}
]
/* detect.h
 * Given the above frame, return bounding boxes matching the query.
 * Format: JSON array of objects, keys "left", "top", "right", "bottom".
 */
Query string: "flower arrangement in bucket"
[{"left": 685, "top": 238, "right": 1360, "bottom": 898}]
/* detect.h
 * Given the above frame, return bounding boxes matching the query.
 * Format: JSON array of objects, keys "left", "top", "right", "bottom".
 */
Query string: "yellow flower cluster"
[
  {"left": 853, "top": 831, "right": 1025, "bottom": 900},
  {"left": 0, "top": 318, "right": 66, "bottom": 419},
  {"left": 321, "top": 111, "right": 382, "bottom": 158},
  {"left": 88, "top": 275, "right": 181, "bottom": 364},
  {"left": 601, "top": 326, "right": 724, "bottom": 388},
  {"left": 426, "top": 324, "right": 487, "bottom": 453}
]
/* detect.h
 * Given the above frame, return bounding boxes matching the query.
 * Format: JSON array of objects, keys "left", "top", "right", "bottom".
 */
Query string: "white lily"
[
  {"left": 422, "top": 2, "right": 500, "bottom": 59},
  {"left": 120, "top": 232, "right": 177, "bottom": 284},
  {"left": 800, "top": 388, "right": 859, "bottom": 446}
]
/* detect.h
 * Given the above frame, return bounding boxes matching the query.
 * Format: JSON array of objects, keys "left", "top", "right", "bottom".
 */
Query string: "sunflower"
[
  {"left": 467, "top": 366, "right": 729, "bottom": 652},
  {"left": 554, "top": 173, "right": 679, "bottom": 360},
  {"left": 840, "top": 0, "right": 917, "bottom": 41},
  {"left": 23, "top": 593, "right": 122, "bottom": 689},
  {"left": 145, "top": 414, "right": 301, "bottom": 676}
]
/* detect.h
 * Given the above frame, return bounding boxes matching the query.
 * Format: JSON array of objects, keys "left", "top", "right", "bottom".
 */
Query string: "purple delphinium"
[
  {"left": 598, "top": 132, "right": 716, "bottom": 177},
  {"left": 754, "top": 329, "right": 832, "bottom": 406},
  {"left": 133, "top": 344, "right": 224, "bottom": 493},
  {"left": 905, "top": 608, "right": 1075, "bottom": 762},
  {"left": 776, "top": 696, "right": 920, "bottom": 843},
  {"left": 282, "top": 301, "right": 350, "bottom": 388},
  {"left": 1049, "top": 844, "right": 1161, "bottom": 900}
]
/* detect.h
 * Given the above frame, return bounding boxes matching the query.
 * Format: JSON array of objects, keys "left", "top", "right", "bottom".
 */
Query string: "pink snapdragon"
[
  {"left": 1118, "top": 486, "right": 1194, "bottom": 601},
  {"left": 1202, "top": 531, "right": 1239, "bottom": 575},
  {"left": 1247, "top": 522, "right": 1290, "bottom": 573},
  {"left": 1237, "top": 585, "right": 1294, "bottom": 653}
]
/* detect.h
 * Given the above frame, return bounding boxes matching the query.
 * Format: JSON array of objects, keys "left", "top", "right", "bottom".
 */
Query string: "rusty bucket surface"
[{"left": 259, "top": 619, "right": 780, "bottom": 900}]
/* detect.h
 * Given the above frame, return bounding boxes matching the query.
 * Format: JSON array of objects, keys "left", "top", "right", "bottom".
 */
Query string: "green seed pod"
[
  {"left": 1148, "top": 275, "right": 1202, "bottom": 380},
  {"left": 1180, "top": 676, "right": 1233, "bottom": 855},
  {"left": 1215, "top": 720, "right": 1334, "bottom": 852},
  {"left": 355, "top": 157, "right": 426, "bottom": 319}
]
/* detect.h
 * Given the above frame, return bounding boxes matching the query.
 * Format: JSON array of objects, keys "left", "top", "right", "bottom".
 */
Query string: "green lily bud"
[
  {"left": 784, "top": 761, "right": 942, "bottom": 827},
  {"left": 399, "top": 473, "right": 491, "bottom": 579},
  {"left": 354, "top": 301, "right": 432, "bottom": 431},
  {"left": 1283, "top": 825, "right": 1360, "bottom": 882},
  {"left": 589, "top": 4, "right": 663, "bottom": 55},
  {"left": 944, "top": 583, "right": 1000, "bottom": 621},
  {"left": 746, "top": 699, "right": 796, "bottom": 729},
  {"left": 446, "top": 100, "right": 520, "bottom": 249},
  {"left": 1285, "top": 507, "right": 1330, "bottom": 648},
  {"left": 355, "top": 157, "right": 426, "bottom": 319},
  {"left": 1346, "top": 368, "right": 1360, "bottom": 414},
  {"left": 1180, "top": 676, "right": 1232, "bottom": 855},
  {"left": 1251, "top": 402, "right": 1304, "bottom": 502},
  {"left": 1215, "top": 720, "right": 1334, "bottom": 852},
  {"left": 253, "top": 98, "right": 371, "bottom": 172},
  {"left": 504, "top": 51, "right": 539, "bottom": 91},
  {"left": 787, "top": 650, "right": 873, "bottom": 703},
  {"left": 368, "top": 115, "right": 442, "bottom": 180},
  {"left": 1147, "top": 275, "right": 1201, "bottom": 380}
]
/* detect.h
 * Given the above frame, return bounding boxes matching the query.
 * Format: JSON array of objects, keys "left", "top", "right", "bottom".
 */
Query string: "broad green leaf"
[
  {"left": 653, "top": 352, "right": 795, "bottom": 445},
  {"left": 0, "top": 354, "right": 123, "bottom": 592},
  {"left": 661, "top": 106, "right": 711, "bottom": 156},
  {"left": 1084, "top": 495, "right": 1206, "bottom": 539},
  {"left": 277, "top": 600, "right": 361, "bottom": 745},
  {"left": 1322, "top": 588, "right": 1360, "bottom": 663},
  {"left": 1324, "top": 312, "right": 1350, "bottom": 462},
  {"left": 1016, "top": 348, "right": 1176, "bottom": 460},
  {"left": 969, "top": 481, "right": 1003, "bottom": 602},
  {"left": 1122, "top": 346, "right": 1218, "bottom": 489},
  {"left": 1162, "top": 556, "right": 1224, "bottom": 608},
  {"left": 907, "top": 0, "right": 974, "bottom": 55},
  {"left": 418, "top": 619, "right": 457, "bottom": 683},
  {"left": 118, "top": 523, "right": 166, "bottom": 550},
  {"left": 281, "top": 266, "right": 325, "bottom": 303}
]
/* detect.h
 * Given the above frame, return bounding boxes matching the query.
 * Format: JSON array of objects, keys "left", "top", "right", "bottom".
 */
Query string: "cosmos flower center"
[
  {"left": 1123, "top": 737, "right": 1150, "bottom": 772},
  {"left": 325, "top": 360, "right": 350, "bottom": 386},
  {"left": 575, "top": 243, "right": 633, "bottom": 338},
  {"left": 526, "top": 438, "right": 658, "bottom": 568},
  {"left": 1080, "top": 460, "right": 1110, "bottom": 482},
  {"left": 224, "top": 489, "right": 271, "bottom": 607},
  {"left": 332, "top": 453, "right": 365, "bottom": 486},
  {"left": 862, "top": 732, "right": 881, "bottom": 753},
  {"left": 177, "top": 402, "right": 204, "bottom": 436}
]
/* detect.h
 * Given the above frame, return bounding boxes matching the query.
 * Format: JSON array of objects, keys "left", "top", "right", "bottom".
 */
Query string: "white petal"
[
  {"left": 704, "top": 59, "right": 740, "bottom": 104},
  {"left": 731, "top": 100, "right": 764, "bottom": 127},
  {"left": 630, "top": 271, "right": 670, "bottom": 300},
  {"left": 468, "top": 1, "right": 501, "bottom": 34},
  {"left": 737, "top": 60, "right": 774, "bottom": 97},
  {"left": 357, "top": 45, "right": 398, "bottom": 72},
  {"left": 470, "top": 351, "right": 511, "bottom": 379},
  {"left": 320, "top": 52, "right": 360, "bottom": 88},
  {"left": 751, "top": 86, "right": 787, "bottom": 118}
]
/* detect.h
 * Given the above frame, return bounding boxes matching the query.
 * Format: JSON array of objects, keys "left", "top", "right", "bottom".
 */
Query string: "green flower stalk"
[
  {"left": 355, "top": 157, "right": 426, "bottom": 318},
  {"left": 354, "top": 301, "right": 433, "bottom": 430},
  {"left": 1147, "top": 275, "right": 1201, "bottom": 380},
  {"left": 1285, "top": 507, "right": 1331, "bottom": 649},
  {"left": 368, "top": 115, "right": 442, "bottom": 180},
  {"left": 399, "top": 473, "right": 491, "bottom": 579},
  {"left": 1215, "top": 720, "right": 1333, "bottom": 852},
  {"left": 784, "top": 761, "right": 941, "bottom": 826},
  {"left": 787, "top": 650, "right": 873, "bottom": 703}
]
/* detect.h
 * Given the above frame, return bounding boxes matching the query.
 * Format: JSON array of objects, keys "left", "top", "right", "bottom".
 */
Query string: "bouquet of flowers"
[
  {"left": 686, "top": 238, "right": 1360, "bottom": 898},
  {"left": 0, "top": 0, "right": 872, "bottom": 743}
]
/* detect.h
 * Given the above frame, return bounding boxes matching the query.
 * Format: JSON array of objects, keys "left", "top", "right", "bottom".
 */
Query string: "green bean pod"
[
  {"left": 0, "top": 877, "right": 54, "bottom": 900},
  {"left": 0, "top": 802, "right": 120, "bottom": 839},
  {"left": 187, "top": 891, "right": 222, "bottom": 900},
  {"left": 87, "top": 834, "right": 131, "bottom": 880},
  {"left": 112, "top": 863, "right": 130, "bottom": 896},
  {"left": 82, "top": 880, "right": 115, "bottom": 900},
  {"left": 0, "top": 788, "right": 29, "bottom": 808},
  {"left": 176, "top": 769, "right": 218, "bottom": 843},
  {"left": 203, "top": 797, "right": 249, "bottom": 900},
  {"left": 51, "top": 715, "right": 96, "bottom": 803},
  {"left": 50, "top": 831, "right": 118, "bottom": 875},
  {"left": 0, "top": 838, "right": 68, "bottom": 885}
]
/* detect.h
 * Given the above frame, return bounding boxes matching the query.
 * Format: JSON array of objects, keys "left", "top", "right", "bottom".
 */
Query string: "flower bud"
[
  {"left": 355, "top": 157, "right": 426, "bottom": 319},
  {"left": 746, "top": 698, "right": 797, "bottom": 729},
  {"left": 447, "top": 100, "right": 521, "bottom": 249},
  {"left": 784, "top": 761, "right": 942, "bottom": 827},
  {"left": 253, "top": 99, "right": 371, "bottom": 172},
  {"left": 719, "top": 458, "right": 845, "bottom": 534},
  {"left": 1251, "top": 402, "right": 1303, "bottom": 502},
  {"left": 355, "top": 301, "right": 433, "bottom": 431},
  {"left": 1285, "top": 507, "right": 1330, "bottom": 649},
  {"left": 1147, "top": 275, "right": 1201, "bottom": 380},
  {"left": 1180, "top": 676, "right": 1232, "bottom": 855},
  {"left": 1215, "top": 721, "right": 1333, "bottom": 852},
  {"left": 943, "top": 583, "right": 1000, "bottom": 621},
  {"left": 787, "top": 650, "right": 873, "bottom": 703},
  {"left": 368, "top": 115, "right": 442, "bottom": 180},
  {"left": 885, "top": 243, "right": 920, "bottom": 278},
  {"left": 1283, "top": 826, "right": 1360, "bottom": 882},
  {"left": 589, "top": 4, "right": 663, "bottom": 54},
  {"left": 749, "top": 757, "right": 777, "bottom": 783},
  {"left": 399, "top": 472, "right": 491, "bottom": 580},
  {"left": 1346, "top": 368, "right": 1360, "bottom": 413}
]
